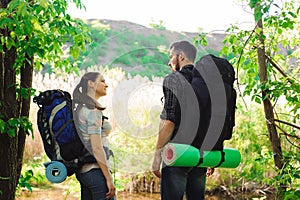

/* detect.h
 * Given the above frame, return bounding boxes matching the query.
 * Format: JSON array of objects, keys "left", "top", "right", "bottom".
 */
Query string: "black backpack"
[
  {"left": 192, "top": 54, "right": 237, "bottom": 151},
  {"left": 33, "top": 90, "right": 94, "bottom": 176}
]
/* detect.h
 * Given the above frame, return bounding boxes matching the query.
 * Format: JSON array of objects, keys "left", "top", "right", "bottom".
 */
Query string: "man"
[{"left": 152, "top": 40, "right": 214, "bottom": 200}]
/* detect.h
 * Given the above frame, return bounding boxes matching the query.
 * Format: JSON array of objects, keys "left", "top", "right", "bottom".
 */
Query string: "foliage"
[
  {"left": 0, "top": 0, "right": 91, "bottom": 137},
  {"left": 18, "top": 170, "right": 34, "bottom": 192},
  {"left": 0, "top": 0, "right": 90, "bottom": 198},
  {"left": 75, "top": 20, "right": 112, "bottom": 69},
  {"left": 221, "top": 1, "right": 300, "bottom": 108},
  {"left": 0, "top": 0, "right": 91, "bottom": 73},
  {"left": 0, "top": 116, "right": 33, "bottom": 137},
  {"left": 16, "top": 156, "right": 46, "bottom": 195},
  {"left": 195, "top": 0, "right": 299, "bottom": 197},
  {"left": 204, "top": 0, "right": 300, "bottom": 197}
]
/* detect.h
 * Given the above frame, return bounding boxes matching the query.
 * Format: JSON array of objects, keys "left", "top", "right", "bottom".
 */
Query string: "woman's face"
[{"left": 94, "top": 75, "right": 108, "bottom": 98}]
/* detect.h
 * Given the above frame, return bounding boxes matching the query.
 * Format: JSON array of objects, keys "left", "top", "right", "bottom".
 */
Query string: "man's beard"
[{"left": 175, "top": 56, "right": 180, "bottom": 71}]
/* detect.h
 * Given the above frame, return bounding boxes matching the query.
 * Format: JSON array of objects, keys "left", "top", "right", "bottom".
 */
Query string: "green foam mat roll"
[{"left": 162, "top": 143, "right": 241, "bottom": 168}]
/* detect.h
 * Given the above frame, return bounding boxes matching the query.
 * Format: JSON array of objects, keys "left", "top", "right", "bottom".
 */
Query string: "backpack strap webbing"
[
  {"left": 214, "top": 151, "right": 225, "bottom": 168},
  {"left": 195, "top": 150, "right": 204, "bottom": 167}
]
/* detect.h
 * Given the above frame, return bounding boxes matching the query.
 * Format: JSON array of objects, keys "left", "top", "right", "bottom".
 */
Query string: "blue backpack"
[{"left": 33, "top": 90, "right": 92, "bottom": 177}]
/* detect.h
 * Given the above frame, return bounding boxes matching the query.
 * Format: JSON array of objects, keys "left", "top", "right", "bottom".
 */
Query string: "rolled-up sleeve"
[
  {"left": 160, "top": 73, "right": 180, "bottom": 123},
  {"left": 86, "top": 109, "right": 102, "bottom": 135}
]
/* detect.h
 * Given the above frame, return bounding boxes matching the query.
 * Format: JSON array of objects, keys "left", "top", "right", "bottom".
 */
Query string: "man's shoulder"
[
  {"left": 164, "top": 71, "right": 182, "bottom": 82},
  {"left": 165, "top": 71, "right": 180, "bottom": 78}
]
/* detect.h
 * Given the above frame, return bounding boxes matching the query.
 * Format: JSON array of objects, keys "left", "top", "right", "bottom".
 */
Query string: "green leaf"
[
  {"left": 288, "top": 11, "right": 297, "bottom": 18},
  {"left": 222, "top": 45, "right": 229, "bottom": 56},
  {"left": 7, "top": 0, "right": 19, "bottom": 10},
  {"left": 263, "top": 5, "right": 270, "bottom": 14},
  {"left": 70, "top": 45, "right": 80, "bottom": 60},
  {"left": 7, "top": 128, "right": 16, "bottom": 137},
  {"left": 0, "top": 17, "right": 13, "bottom": 29},
  {"left": 0, "top": 119, "right": 6, "bottom": 133},
  {"left": 254, "top": 8, "right": 263, "bottom": 22},
  {"left": 254, "top": 75, "right": 260, "bottom": 81},
  {"left": 38, "top": 0, "right": 49, "bottom": 9},
  {"left": 6, "top": 38, "right": 15, "bottom": 50},
  {"left": 17, "top": 2, "right": 27, "bottom": 16},
  {"left": 21, "top": 116, "right": 34, "bottom": 137},
  {"left": 25, "top": 183, "right": 33, "bottom": 192},
  {"left": 18, "top": 170, "right": 34, "bottom": 192},
  {"left": 24, "top": 18, "right": 33, "bottom": 35},
  {"left": 8, "top": 118, "right": 16, "bottom": 127},
  {"left": 24, "top": 170, "right": 33, "bottom": 180},
  {"left": 32, "top": 19, "right": 44, "bottom": 32},
  {"left": 249, "top": 0, "right": 259, "bottom": 9}
]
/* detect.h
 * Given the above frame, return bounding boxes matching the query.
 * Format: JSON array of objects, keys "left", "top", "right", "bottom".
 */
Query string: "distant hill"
[{"left": 74, "top": 19, "right": 227, "bottom": 78}]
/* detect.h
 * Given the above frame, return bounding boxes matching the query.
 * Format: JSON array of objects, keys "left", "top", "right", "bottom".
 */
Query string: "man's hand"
[
  {"left": 152, "top": 120, "right": 174, "bottom": 178},
  {"left": 152, "top": 151, "right": 162, "bottom": 178},
  {"left": 206, "top": 167, "right": 215, "bottom": 177}
]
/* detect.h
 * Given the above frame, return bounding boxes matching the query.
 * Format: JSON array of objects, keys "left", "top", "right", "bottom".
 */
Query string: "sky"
[{"left": 67, "top": 0, "right": 255, "bottom": 33}]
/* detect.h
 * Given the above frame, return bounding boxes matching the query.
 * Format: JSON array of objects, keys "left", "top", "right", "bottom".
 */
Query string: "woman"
[{"left": 73, "top": 72, "right": 116, "bottom": 200}]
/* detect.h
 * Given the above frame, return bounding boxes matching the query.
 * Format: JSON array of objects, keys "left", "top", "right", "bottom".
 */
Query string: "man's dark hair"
[{"left": 169, "top": 40, "right": 197, "bottom": 62}]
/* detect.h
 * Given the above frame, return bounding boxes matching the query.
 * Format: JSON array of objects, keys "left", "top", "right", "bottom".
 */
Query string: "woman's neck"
[{"left": 87, "top": 90, "right": 97, "bottom": 100}]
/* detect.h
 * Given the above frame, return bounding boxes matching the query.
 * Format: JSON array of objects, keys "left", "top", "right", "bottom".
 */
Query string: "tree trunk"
[
  {"left": 16, "top": 53, "right": 34, "bottom": 182},
  {"left": 255, "top": 7, "right": 285, "bottom": 199},
  {"left": 256, "top": 13, "right": 284, "bottom": 171},
  {"left": 0, "top": 37, "right": 19, "bottom": 200},
  {"left": 0, "top": 1, "right": 33, "bottom": 198}
]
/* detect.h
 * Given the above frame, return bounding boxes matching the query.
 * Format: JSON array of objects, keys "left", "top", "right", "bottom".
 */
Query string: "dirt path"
[
  {"left": 17, "top": 186, "right": 161, "bottom": 200},
  {"left": 17, "top": 186, "right": 80, "bottom": 200},
  {"left": 17, "top": 187, "right": 223, "bottom": 200}
]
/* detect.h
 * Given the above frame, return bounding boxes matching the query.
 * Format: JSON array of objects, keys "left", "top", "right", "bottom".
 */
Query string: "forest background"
[{"left": 0, "top": 0, "right": 299, "bottom": 199}]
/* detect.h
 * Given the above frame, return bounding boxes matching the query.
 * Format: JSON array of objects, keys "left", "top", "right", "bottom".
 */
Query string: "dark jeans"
[
  {"left": 76, "top": 168, "right": 116, "bottom": 200},
  {"left": 161, "top": 166, "right": 207, "bottom": 200}
]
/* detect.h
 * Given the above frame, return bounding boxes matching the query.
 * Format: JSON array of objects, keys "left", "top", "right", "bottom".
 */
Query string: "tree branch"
[
  {"left": 274, "top": 122, "right": 300, "bottom": 150},
  {"left": 274, "top": 118, "right": 300, "bottom": 130},
  {"left": 235, "top": 23, "right": 259, "bottom": 111},
  {"left": 265, "top": 54, "right": 294, "bottom": 84}
]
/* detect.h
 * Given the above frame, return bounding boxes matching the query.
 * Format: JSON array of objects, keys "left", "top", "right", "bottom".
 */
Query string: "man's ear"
[{"left": 179, "top": 52, "right": 185, "bottom": 61}]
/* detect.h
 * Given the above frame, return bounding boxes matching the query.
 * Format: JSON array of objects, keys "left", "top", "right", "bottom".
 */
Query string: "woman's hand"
[{"left": 106, "top": 179, "right": 116, "bottom": 199}]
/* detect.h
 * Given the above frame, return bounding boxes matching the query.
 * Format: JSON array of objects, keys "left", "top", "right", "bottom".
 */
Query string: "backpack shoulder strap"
[{"left": 49, "top": 101, "right": 68, "bottom": 138}]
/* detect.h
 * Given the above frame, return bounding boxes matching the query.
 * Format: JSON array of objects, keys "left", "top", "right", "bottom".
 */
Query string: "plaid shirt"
[{"left": 160, "top": 65, "right": 194, "bottom": 124}]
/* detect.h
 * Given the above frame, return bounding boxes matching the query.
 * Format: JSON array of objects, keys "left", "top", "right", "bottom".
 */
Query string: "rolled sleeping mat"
[
  {"left": 44, "top": 161, "right": 67, "bottom": 183},
  {"left": 162, "top": 143, "right": 241, "bottom": 168}
]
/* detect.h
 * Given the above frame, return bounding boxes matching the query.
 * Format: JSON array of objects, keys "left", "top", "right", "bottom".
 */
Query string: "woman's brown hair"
[{"left": 73, "top": 72, "right": 105, "bottom": 111}]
